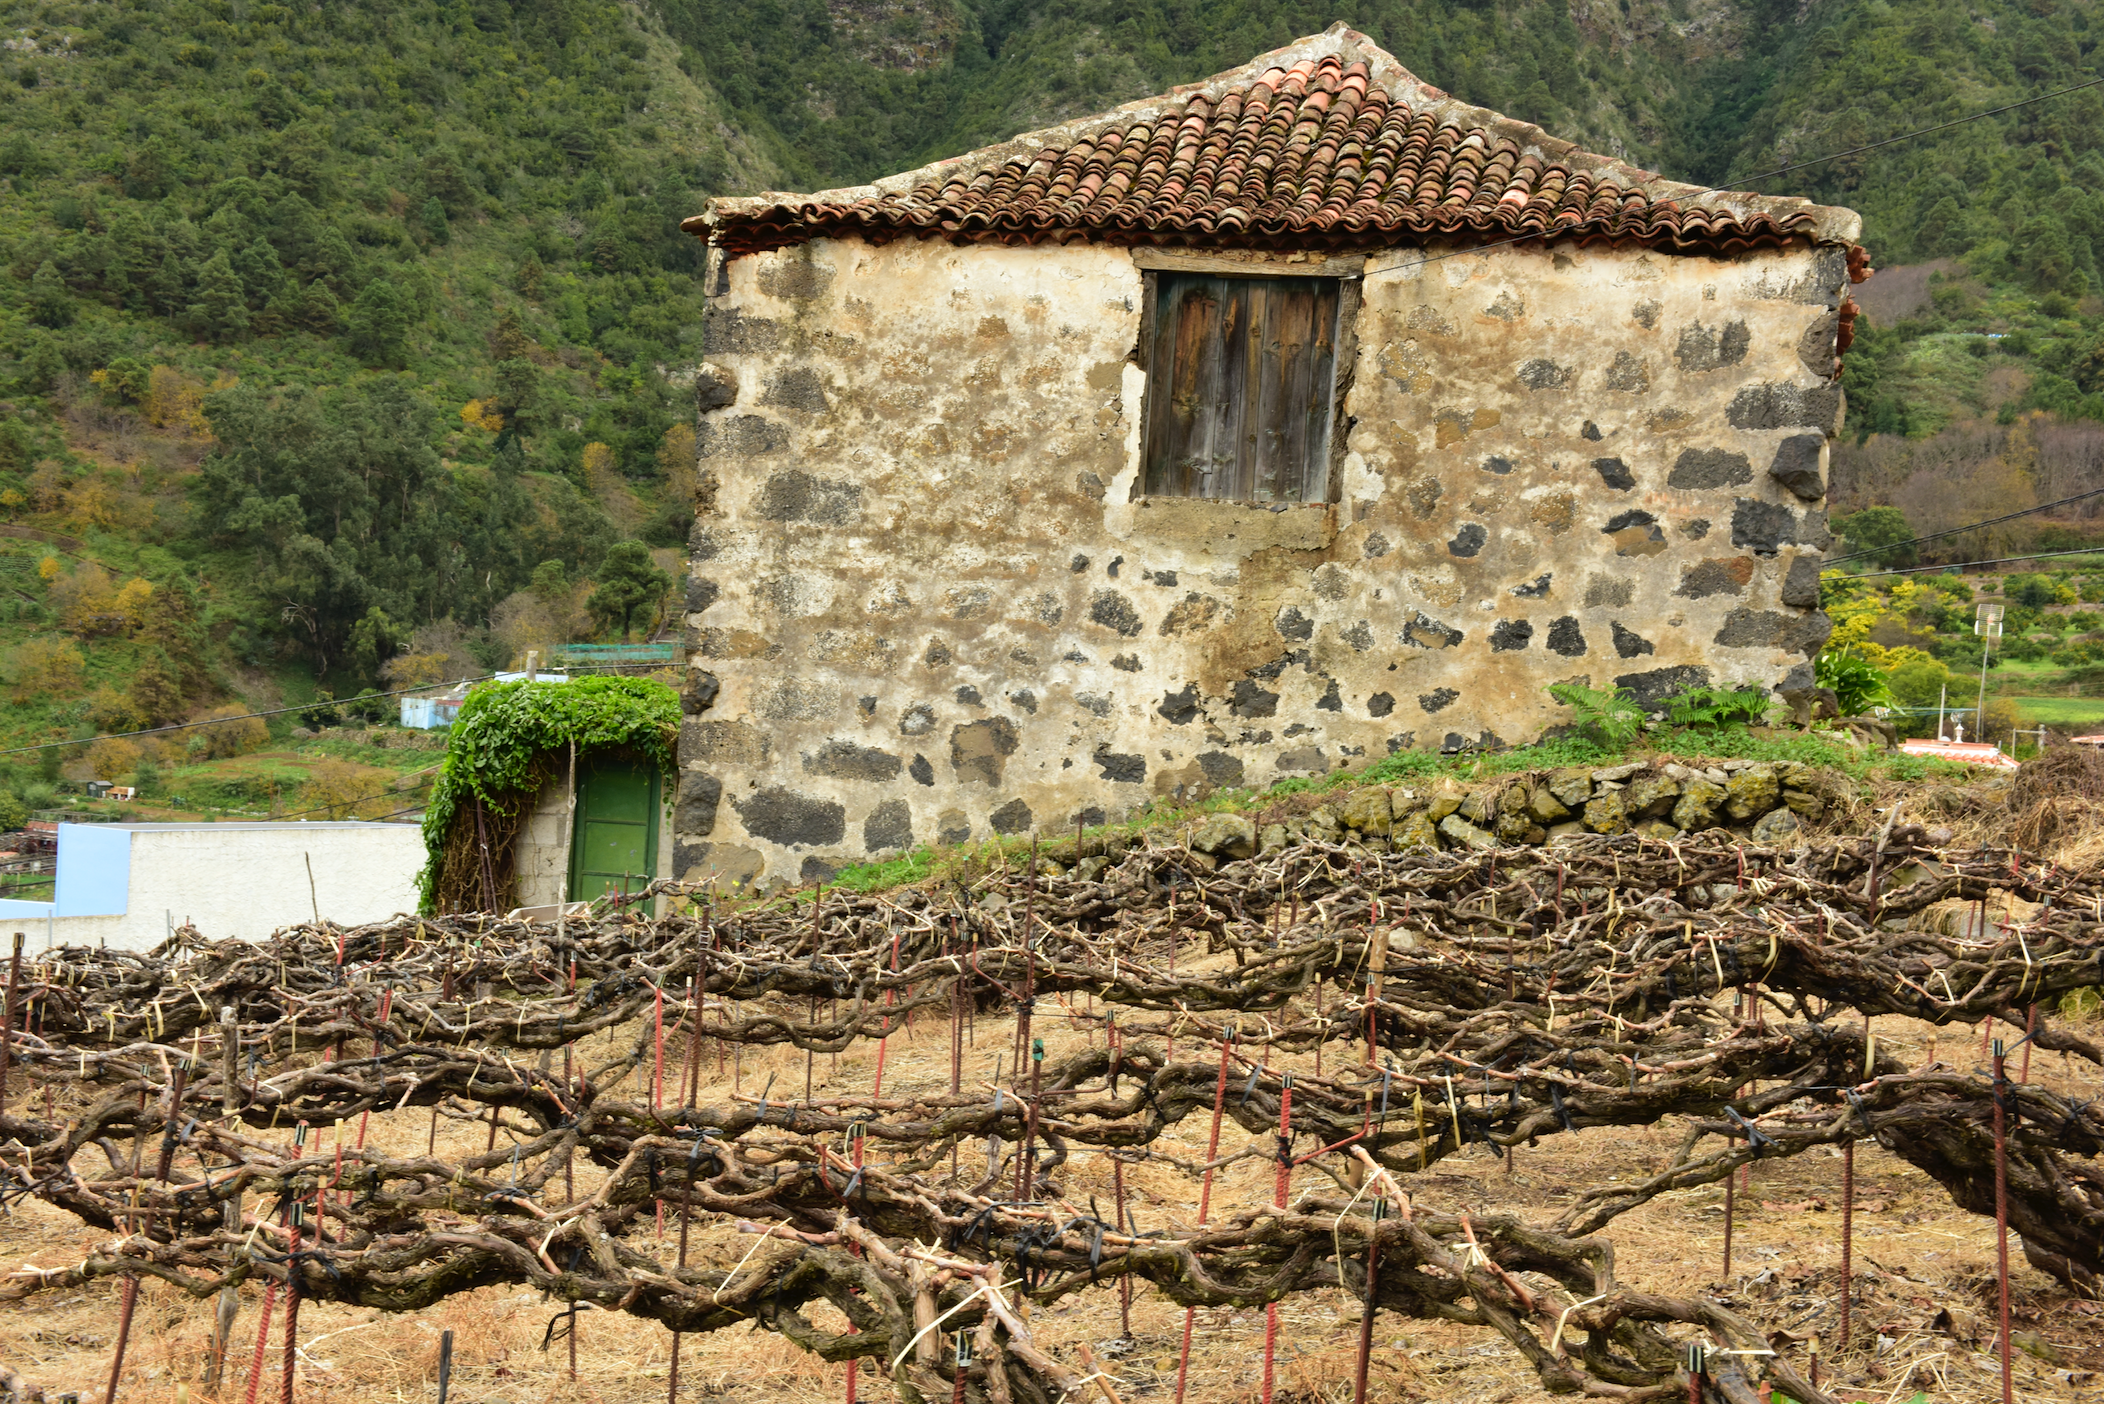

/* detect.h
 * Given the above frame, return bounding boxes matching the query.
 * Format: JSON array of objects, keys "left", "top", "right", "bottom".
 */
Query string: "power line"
[
  {"left": 0, "top": 676, "right": 497, "bottom": 759},
  {"left": 1712, "top": 75, "right": 2104, "bottom": 191},
  {"left": 1825, "top": 485, "right": 2104, "bottom": 566},
  {"left": 1834, "top": 544, "right": 2104, "bottom": 581}
]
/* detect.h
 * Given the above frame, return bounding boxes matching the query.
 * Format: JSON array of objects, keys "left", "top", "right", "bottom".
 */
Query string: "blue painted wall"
[{"left": 54, "top": 825, "right": 131, "bottom": 917}]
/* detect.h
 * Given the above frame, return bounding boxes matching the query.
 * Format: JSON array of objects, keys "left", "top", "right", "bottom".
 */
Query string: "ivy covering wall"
[{"left": 417, "top": 675, "right": 678, "bottom": 912}]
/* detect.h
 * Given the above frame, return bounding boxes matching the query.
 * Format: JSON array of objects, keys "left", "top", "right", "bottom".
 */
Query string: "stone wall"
[{"left": 676, "top": 235, "right": 1846, "bottom": 888}]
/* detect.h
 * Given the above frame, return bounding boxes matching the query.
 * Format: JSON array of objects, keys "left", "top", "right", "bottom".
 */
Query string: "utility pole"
[{"left": 1975, "top": 602, "right": 2004, "bottom": 741}]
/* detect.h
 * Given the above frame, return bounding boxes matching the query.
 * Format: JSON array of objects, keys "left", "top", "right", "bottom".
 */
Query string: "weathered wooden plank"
[{"left": 1144, "top": 273, "right": 1339, "bottom": 502}]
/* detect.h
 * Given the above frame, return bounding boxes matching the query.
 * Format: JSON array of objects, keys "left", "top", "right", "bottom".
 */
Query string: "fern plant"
[
  {"left": 1665, "top": 685, "right": 1775, "bottom": 729},
  {"left": 1545, "top": 682, "right": 1648, "bottom": 748}
]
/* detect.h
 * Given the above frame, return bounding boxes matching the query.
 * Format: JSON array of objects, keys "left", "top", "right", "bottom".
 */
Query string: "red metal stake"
[
  {"left": 105, "top": 1274, "right": 139, "bottom": 1404},
  {"left": 1173, "top": 1033, "right": 1236, "bottom": 1404},
  {"left": 653, "top": 983, "right": 666, "bottom": 1110},
  {"left": 282, "top": 1218, "right": 302, "bottom": 1404},
  {"left": 242, "top": 1281, "right": 280, "bottom": 1404},
  {"left": 1261, "top": 1074, "right": 1295, "bottom": 1404}
]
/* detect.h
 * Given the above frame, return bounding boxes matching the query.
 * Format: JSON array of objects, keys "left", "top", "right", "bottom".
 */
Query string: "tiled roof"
[{"left": 689, "top": 25, "right": 1860, "bottom": 258}]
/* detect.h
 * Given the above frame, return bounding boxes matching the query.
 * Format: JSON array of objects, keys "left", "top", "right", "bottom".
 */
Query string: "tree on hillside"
[
  {"left": 1832, "top": 506, "right": 1918, "bottom": 570},
  {"left": 28, "top": 261, "right": 71, "bottom": 328},
  {"left": 345, "top": 281, "right": 409, "bottom": 368},
  {"left": 190, "top": 250, "right": 250, "bottom": 342},
  {"left": 588, "top": 541, "right": 672, "bottom": 640}
]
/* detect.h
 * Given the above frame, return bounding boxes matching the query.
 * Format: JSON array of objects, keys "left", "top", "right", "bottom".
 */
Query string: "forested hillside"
[{"left": 0, "top": 0, "right": 2100, "bottom": 758}]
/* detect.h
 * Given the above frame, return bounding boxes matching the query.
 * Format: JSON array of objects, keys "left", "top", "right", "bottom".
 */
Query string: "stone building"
[{"left": 672, "top": 24, "right": 1866, "bottom": 889}]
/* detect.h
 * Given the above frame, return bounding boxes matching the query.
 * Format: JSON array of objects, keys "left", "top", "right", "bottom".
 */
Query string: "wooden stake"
[
  {"left": 1839, "top": 1140, "right": 1854, "bottom": 1350},
  {"left": 0, "top": 931, "right": 22, "bottom": 1115},
  {"left": 1722, "top": 1164, "right": 1734, "bottom": 1281},
  {"left": 1114, "top": 1157, "right": 1132, "bottom": 1339},
  {"left": 1352, "top": 1202, "right": 1384, "bottom": 1404},
  {"left": 1994, "top": 1037, "right": 2013, "bottom": 1404}
]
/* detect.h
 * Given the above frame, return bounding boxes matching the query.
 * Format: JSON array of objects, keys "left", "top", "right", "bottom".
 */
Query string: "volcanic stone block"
[
  {"left": 1439, "top": 814, "right": 1497, "bottom": 849},
  {"left": 1582, "top": 790, "right": 1629, "bottom": 834},
  {"left": 1724, "top": 765, "right": 1780, "bottom": 821},
  {"left": 863, "top": 799, "right": 913, "bottom": 852},
  {"left": 1623, "top": 771, "right": 1681, "bottom": 819},
  {"left": 1751, "top": 806, "right": 1802, "bottom": 845},
  {"left": 1340, "top": 788, "right": 1394, "bottom": 834},
  {"left": 1547, "top": 767, "right": 1596, "bottom": 808},
  {"left": 734, "top": 788, "right": 846, "bottom": 847},
  {"left": 674, "top": 772, "right": 723, "bottom": 837},
  {"left": 1528, "top": 785, "right": 1571, "bottom": 823},
  {"left": 1769, "top": 434, "right": 1826, "bottom": 500},
  {"left": 1393, "top": 810, "right": 1440, "bottom": 851},
  {"left": 1190, "top": 812, "right": 1256, "bottom": 860},
  {"left": 1671, "top": 778, "right": 1727, "bottom": 831}
]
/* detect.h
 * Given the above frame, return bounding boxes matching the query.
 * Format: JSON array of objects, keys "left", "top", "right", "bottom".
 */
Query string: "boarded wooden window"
[{"left": 1142, "top": 273, "right": 1341, "bottom": 502}]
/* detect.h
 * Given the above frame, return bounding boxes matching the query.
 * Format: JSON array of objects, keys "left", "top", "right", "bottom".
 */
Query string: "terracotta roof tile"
[{"left": 690, "top": 25, "right": 1860, "bottom": 258}]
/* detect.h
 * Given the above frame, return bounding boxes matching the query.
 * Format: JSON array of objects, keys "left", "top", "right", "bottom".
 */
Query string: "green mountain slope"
[{"left": 0, "top": 0, "right": 2100, "bottom": 779}]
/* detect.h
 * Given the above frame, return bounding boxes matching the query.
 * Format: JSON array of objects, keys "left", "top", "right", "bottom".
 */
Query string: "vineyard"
[{"left": 0, "top": 818, "right": 2100, "bottom": 1404}]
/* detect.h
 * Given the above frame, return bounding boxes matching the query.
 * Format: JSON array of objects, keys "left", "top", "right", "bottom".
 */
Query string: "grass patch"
[
  {"left": 815, "top": 725, "right": 1973, "bottom": 898},
  {"left": 2006, "top": 696, "right": 2104, "bottom": 726}
]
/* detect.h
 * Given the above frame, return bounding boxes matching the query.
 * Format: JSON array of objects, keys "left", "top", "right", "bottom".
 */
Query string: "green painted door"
[{"left": 567, "top": 758, "right": 660, "bottom": 901}]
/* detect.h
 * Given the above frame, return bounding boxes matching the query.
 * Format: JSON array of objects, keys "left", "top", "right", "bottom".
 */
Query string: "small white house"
[{"left": 0, "top": 822, "right": 425, "bottom": 951}]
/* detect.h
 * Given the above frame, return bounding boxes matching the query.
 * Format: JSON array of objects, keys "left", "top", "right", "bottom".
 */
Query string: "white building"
[{"left": 0, "top": 821, "right": 425, "bottom": 952}]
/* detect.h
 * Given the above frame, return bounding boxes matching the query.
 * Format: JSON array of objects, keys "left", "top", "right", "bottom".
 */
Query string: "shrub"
[
  {"left": 2006, "top": 572, "right": 2077, "bottom": 608},
  {"left": 7, "top": 638, "right": 86, "bottom": 702},
  {"left": 187, "top": 704, "right": 269, "bottom": 759},
  {"left": 1887, "top": 656, "right": 1957, "bottom": 710},
  {"left": 1815, "top": 650, "right": 1894, "bottom": 716},
  {"left": 87, "top": 737, "right": 141, "bottom": 781}
]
